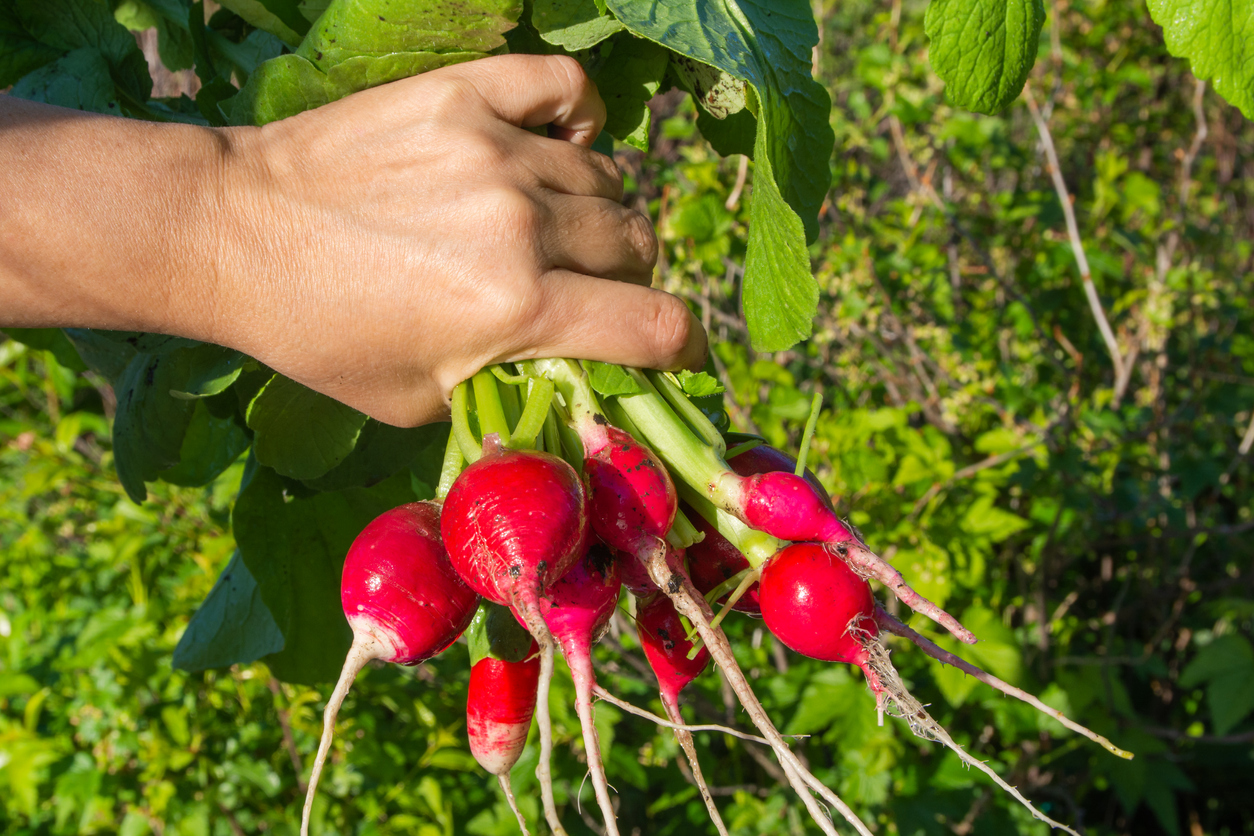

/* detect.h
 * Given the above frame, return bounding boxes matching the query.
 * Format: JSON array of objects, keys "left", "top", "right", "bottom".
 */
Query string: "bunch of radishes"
[{"left": 299, "top": 360, "right": 1131, "bottom": 836}]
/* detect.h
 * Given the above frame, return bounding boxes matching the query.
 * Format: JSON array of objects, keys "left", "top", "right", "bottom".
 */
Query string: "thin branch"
[
  {"left": 1023, "top": 85, "right": 1126, "bottom": 390},
  {"left": 1240, "top": 412, "right": 1254, "bottom": 457},
  {"left": 725, "top": 155, "right": 749, "bottom": 211},
  {"left": 269, "top": 678, "right": 308, "bottom": 794}
]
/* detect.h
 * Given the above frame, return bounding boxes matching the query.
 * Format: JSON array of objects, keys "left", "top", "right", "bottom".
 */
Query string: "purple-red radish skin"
[
  {"left": 583, "top": 425, "right": 676, "bottom": 557},
  {"left": 636, "top": 592, "right": 710, "bottom": 705},
  {"left": 467, "top": 642, "right": 540, "bottom": 777},
  {"left": 728, "top": 470, "right": 854, "bottom": 544},
  {"left": 441, "top": 440, "right": 588, "bottom": 610},
  {"left": 615, "top": 546, "right": 658, "bottom": 596},
  {"left": 759, "top": 543, "right": 877, "bottom": 673},
  {"left": 341, "top": 502, "right": 478, "bottom": 663}
]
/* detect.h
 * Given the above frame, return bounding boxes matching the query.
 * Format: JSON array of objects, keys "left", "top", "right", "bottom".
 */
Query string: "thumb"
[
  {"left": 451, "top": 54, "right": 606, "bottom": 146},
  {"left": 515, "top": 271, "right": 709, "bottom": 372}
]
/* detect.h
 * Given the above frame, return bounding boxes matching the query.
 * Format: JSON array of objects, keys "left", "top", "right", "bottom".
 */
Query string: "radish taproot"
[
  {"left": 301, "top": 502, "right": 478, "bottom": 836},
  {"left": 635, "top": 591, "right": 727, "bottom": 836},
  {"left": 440, "top": 434, "right": 588, "bottom": 836},
  {"left": 536, "top": 545, "right": 622, "bottom": 836}
]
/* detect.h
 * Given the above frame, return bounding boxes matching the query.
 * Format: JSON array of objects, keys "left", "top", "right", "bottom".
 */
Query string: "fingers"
[
  {"left": 517, "top": 272, "right": 708, "bottom": 372},
  {"left": 539, "top": 194, "right": 657, "bottom": 284},
  {"left": 518, "top": 131, "right": 624, "bottom": 201},
  {"left": 454, "top": 54, "right": 606, "bottom": 146}
]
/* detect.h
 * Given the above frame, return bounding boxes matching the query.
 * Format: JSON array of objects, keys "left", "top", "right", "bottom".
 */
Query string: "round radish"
[
  {"left": 301, "top": 502, "right": 478, "bottom": 836},
  {"left": 759, "top": 542, "right": 877, "bottom": 669}
]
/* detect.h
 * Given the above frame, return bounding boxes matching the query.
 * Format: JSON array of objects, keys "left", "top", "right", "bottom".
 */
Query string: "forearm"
[{"left": 0, "top": 95, "right": 230, "bottom": 341}]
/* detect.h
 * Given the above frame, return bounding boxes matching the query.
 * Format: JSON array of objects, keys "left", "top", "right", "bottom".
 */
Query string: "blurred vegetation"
[{"left": 2, "top": 0, "right": 1253, "bottom": 834}]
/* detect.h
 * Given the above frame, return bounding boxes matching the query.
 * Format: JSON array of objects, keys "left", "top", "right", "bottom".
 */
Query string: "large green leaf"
[
  {"left": 1147, "top": 0, "right": 1254, "bottom": 119},
  {"left": 532, "top": 0, "right": 622, "bottom": 49},
  {"left": 589, "top": 34, "right": 668, "bottom": 149},
  {"left": 924, "top": 0, "right": 1044, "bottom": 114},
  {"left": 111, "top": 352, "right": 199, "bottom": 502},
  {"left": 296, "top": 0, "right": 520, "bottom": 69},
  {"left": 172, "top": 550, "right": 285, "bottom": 672},
  {"left": 158, "top": 400, "right": 251, "bottom": 487},
  {"left": 302, "top": 419, "right": 447, "bottom": 491},
  {"left": 229, "top": 49, "right": 481, "bottom": 124},
  {"left": 1180, "top": 634, "right": 1254, "bottom": 735},
  {"left": 10, "top": 47, "right": 120, "bottom": 112},
  {"left": 0, "top": 2, "right": 61, "bottom": 87},
  {"left": 245, "top": 374, "right": 369, "bottom": 480},
  {"left": 217, "top": 0, "right": 306, "bottom": 46},
  {"left": 465, "top": 601, "right": 533, "bottom": 665},
  {"left": 605, "top": 0, "right": 833, "bottom": 351},
  {"left": 232, "top": 464, "right": 416, "bottom": 683}
]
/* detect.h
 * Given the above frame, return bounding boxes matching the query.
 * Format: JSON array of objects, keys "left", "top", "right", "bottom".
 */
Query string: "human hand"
[{"left": 202, "top": 54, "right": 706, "bottom": 426}]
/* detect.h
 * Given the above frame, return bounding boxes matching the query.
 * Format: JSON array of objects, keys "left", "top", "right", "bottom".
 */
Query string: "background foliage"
[{"left": 2, "top": 0, "right": 1254, "bottom": 834}]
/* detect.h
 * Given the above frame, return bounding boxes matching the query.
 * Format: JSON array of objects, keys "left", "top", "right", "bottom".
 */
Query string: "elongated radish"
[
  {"left": 535, "top": 545, "right": 622, "bottom": 836},
  {"left": 441, "top": 435, "right": 588, "bottom": 836},
  {"left": 302, "top": 502, "right": 478, "bottom": 836},
  {"left": 468, "top": 642, "right": 541, "bottom": 835},
  {"left": 635, "top": 591, "right": 727, "bottom": 836}
]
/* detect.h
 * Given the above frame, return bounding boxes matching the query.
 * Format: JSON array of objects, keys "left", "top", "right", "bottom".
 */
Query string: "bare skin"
[{"left": 0, "top": 54, "right": 707, "bottom": 426}]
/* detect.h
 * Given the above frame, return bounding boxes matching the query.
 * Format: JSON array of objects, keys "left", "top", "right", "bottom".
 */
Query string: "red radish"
[
  {"left": 301, "top": 502, "right": 478, "bottom": 836},
  {"left": 688, "top": 445, "right": 830, "bottom": 614},
  {"left": 583, "top": 423, "right": 677, "bottom": 558},
  {"left": 440, "top": 435, "right": 588, "bottom": 836},
  {"left": 634, "top": 591, "right": 725, "bottom": 835},
  {"left": 468, "top": 642, "right": 541, "bottom": 835},
  {"left": 615, "top": 545, "right": 657, "bottom": 596},
  {"left": 758, "top": 543, "right": 879, "bottom": 684},
  {"left": 535, "top": 545, "right": 622, "bottom": 835},
  {"left": 636, "top": 591, "right": 710, "bottom": 709}
]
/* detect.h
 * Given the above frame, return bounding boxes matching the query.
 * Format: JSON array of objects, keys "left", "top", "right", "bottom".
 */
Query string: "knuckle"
[
  {"left": 644, "top": 294, "right": 693, "bottom": 368},
  {"left": 489, "top": 187, "right": 546, "bottom": 243},
  {"left": 546, "top": 54, "right": 589, "bottom": 91},
  {"left": 426, "top": 76, "right": 475, "bottom": 115},
  {"left": 625, "top": 210, "right": 659, "bottom": 265}
]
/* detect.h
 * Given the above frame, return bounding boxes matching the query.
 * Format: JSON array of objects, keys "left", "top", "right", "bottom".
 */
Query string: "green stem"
[
  {"left": 612, "top": 370, "right": 730, "bottom": 504},
  {"left": 529, "top": 358, "right": 602, "bottom": 427},
  {"left": 646, "top": 369, "right": 726, "bottom": 457},
  {"left": 795, "top": 392, "right": 823, "bottom": 477},
  {"left": 667, "top": 506, "right": 702, "bottom": 550},
  {"left": 499, "top": 376, "right": 522, "bottom": 433},
  {"left": 726, "top": 439, "right": 764, "bottom": 459},
  {"left": 490, "top": 364, "right": 531, "bottom": 386},
  {"left": 435, "top": 424, "right": 464, "bottom": 501},
  {"left": 451, "top": 382, "right": 482, "bottom": 464},
  {"left": 472, "top": 370, "right": 511, "bottom": 444},
  {"left": 703, "top": 568, "right": 753, "bottom": 608},
  {"left": 708, "top": 568, "right": 760, "bottom": 632},
  {"left": 511, "top": 377, "right": 554, "bottom": 450},
  {"left": 542, "top": 407, "right": 562, "bottom": 459}
]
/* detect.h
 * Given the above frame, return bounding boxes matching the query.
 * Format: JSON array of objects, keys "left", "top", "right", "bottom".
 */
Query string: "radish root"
[
  {"left": 517, "top": 606, "right": 568, "bottom": 836},
  {"left": 662, "top": 695, "right": 730, "bottom": 836},
  {"left": 567, "top": 654, "right": 622, "bottom": 836},
  {"left": 642, "top": 545, "right": 873, "bottom": 836},
  {"left": 874, "top": 606, "right": 1133, "bottom": 759},
  {"left": 591, "top": 685, "right": 771, "bottom": 745},
  {"left": 498, "top": 774, "right": 531, "bottom": 836},
  {"left": 860, "top": 635, "right": 1081, "bottom": 835},
  {"left": 832, "top": 541, "right": 977, "bottom": 644},
  {"left": 301, "top": 636, "right": 382, "bottom": 836}
]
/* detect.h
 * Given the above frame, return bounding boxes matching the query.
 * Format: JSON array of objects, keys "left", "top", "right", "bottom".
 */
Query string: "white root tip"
[
  {"left": 498, "top": 774, "right": 531, "bottom": 836},
  {"left": 861, "top": 637, "right": 1082, "bottom": 836}
]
